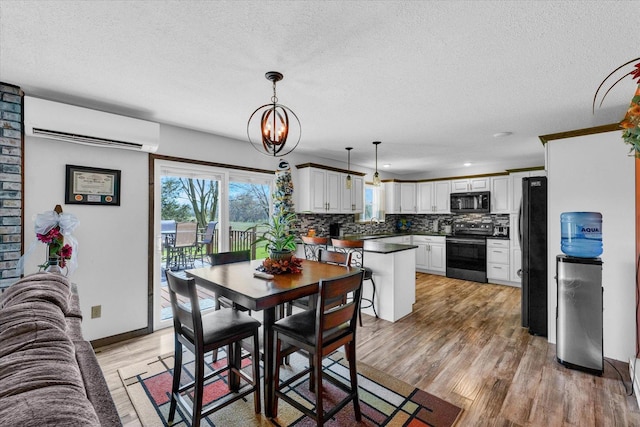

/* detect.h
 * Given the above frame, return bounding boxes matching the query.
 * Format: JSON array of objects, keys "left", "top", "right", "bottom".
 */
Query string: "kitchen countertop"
[{"left": 362, "top": 240, "right": 418, "bottom": 254}]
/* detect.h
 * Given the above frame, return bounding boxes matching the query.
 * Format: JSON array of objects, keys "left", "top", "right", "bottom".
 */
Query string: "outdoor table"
[{"left": 185, "top": 258, "right": 358, "bottom": 418}]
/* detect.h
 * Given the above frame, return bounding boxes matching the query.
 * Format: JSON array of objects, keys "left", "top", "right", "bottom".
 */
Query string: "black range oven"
[{"left": 446, "top": 222, "right": 493, "bottom": 283}]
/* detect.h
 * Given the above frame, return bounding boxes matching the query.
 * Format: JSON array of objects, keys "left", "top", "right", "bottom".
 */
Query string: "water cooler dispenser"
[{"left": 555, "top": 255, "right": 603, "bottom": 375}]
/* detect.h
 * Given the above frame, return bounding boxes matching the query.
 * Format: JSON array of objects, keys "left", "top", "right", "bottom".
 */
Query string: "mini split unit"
[{"left": 24, "top": 96, "right": 160, "bottom": 152}]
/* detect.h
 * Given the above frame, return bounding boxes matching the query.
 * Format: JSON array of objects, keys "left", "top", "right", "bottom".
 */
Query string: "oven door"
[{"left": 446, "top": 237, "right": 487, "bottom": 282}]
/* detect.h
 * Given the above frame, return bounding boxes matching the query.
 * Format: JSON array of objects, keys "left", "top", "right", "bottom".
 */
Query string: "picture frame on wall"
[{"left": 65, "top": 165, "right": 121, "bottom": 206}]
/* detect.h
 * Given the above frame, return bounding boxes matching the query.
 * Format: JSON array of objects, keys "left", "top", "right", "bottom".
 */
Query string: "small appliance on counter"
[
  {"left": 329, "top": 223, "right": 341, "bottom": 237},
  {"left": 494, "top": 225, "right": 509, "bottom": 237}
]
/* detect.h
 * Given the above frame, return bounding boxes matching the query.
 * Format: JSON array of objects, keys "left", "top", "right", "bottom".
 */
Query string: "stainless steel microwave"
[{"left": 450, "top": 191, "right": 491, "bottom": 213}]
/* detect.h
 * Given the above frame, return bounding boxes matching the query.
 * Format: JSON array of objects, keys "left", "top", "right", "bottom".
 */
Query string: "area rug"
[{"left": 118, "top": 349, "right": 461, "bottom": 427}]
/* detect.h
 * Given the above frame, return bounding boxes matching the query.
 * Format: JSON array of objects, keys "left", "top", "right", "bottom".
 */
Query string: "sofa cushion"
[
  {"left": 0, "top": 272, "right": 71, "bottom": 314},
  {"left": 0, "top": 274, "right": 100, "bottom": 425}
]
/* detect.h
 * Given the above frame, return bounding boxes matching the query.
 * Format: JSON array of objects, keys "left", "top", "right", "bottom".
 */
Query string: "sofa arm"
[{"left": 75, "top": 341, "right": 122, "bottom": 427}]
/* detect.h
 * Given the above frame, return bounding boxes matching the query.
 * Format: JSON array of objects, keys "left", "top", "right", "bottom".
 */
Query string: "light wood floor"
[{"left": 95, "top": 273, "right": 640, "bottom": 426}]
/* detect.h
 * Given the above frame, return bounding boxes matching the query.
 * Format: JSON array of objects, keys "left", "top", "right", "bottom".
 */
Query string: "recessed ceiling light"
[
  {"left": 383, "top": 164, "right": 391, "bottom": 168},
  {"left": 493, "top": 131, "right": 513, "bottom": 138},
  {"left": 464, "top": 162, "right": 472, "bottom": 167}
]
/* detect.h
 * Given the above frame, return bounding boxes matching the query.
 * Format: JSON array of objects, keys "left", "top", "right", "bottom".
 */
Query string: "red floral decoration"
[
  {"left": 37, "top": 225, "right": 73, "bottom": 269},
  {"left": 261, "top": 257, "right": 303, "bottom": 275}
]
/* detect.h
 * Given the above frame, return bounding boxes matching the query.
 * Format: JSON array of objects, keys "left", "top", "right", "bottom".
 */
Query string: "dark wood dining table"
[{"left": 185, "top": 258, "right": 358, "bottom": 418}]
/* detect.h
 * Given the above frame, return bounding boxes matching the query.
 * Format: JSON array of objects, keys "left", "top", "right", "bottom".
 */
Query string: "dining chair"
[
  {"left": 330, "top": 238, "right": 378, "bottom": 326},
  {"left": 301, "top": 236, "right": 329, "bottom": 261},
  {"left": 273, "top": 269, "right": 364, "bottom": 425},
  {"left": 165, "top": 270, "right": 261, "bottom": 427}
]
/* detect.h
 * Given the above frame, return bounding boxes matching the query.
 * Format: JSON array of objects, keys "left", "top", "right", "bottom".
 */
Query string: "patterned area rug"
[{"left": 118, "top": 349, "right": 462, "bottom": 427}]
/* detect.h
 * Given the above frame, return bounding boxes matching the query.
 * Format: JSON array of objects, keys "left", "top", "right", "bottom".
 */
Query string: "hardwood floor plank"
[{"left": 95, "top": 273, "right": 640, "bottom": 426}]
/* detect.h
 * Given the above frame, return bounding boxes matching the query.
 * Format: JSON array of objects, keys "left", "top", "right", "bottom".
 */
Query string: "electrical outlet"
[{"left": 91, "top": 305, "right": 101, "bottom": 319}]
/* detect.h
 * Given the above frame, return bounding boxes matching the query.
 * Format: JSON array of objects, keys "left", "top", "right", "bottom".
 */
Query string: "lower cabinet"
[
  {"left": 487, "top": 238, "right": 518, "bottom": 286},
  {"left": 413, "top": 235, "right": 446, "bottom": 275}
]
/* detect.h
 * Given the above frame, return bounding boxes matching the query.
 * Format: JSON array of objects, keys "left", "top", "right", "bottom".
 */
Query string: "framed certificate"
[{"left": 65, "top": 165, "right": 121, "bottom": 206}]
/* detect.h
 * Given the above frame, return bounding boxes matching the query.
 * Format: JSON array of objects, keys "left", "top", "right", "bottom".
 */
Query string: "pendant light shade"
[
  {"left": 372, "top": 141, "right": 381, "bottom": 186},
  {"left": 345, "top": 147, "right": 353, "bottom": 189},
  {"left": 247, "top": 71, "right": 301, "bottom": 156}
]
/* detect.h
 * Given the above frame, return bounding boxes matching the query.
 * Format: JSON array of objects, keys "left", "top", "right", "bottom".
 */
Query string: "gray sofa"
[{"left": 0, "top": 272, "right": 121, "bottom": 426}]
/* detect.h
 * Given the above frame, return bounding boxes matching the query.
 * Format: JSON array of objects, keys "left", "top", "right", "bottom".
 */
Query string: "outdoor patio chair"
[
  {"left": 197, "top": 221, "right": 218, "bottom": 264},
  {"left": 166, "top": 222, "right": 198, "bottom": 270}
]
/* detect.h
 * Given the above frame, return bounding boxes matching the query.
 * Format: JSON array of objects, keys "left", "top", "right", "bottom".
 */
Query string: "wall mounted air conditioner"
[{"left": 24, "top": 96, "right": 160, "bottom": 152}]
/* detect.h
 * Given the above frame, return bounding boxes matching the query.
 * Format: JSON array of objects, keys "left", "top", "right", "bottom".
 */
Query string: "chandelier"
[{"left": 247, "top": 71, "right": 301, "bottom": 156}]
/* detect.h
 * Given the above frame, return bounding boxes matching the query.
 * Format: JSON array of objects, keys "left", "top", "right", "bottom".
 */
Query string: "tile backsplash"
[{"left": 296, "top": 212, "right": 510, "bottom": 236}]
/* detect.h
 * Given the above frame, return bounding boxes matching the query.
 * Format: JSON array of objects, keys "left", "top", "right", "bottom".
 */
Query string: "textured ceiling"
[{"left": 1, "top": 1, "right": 639, "bottom": 176}]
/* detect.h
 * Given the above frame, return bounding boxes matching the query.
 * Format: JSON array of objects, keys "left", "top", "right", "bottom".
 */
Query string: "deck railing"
[{"left": 202, "top": 226, "right": 257, "bottom": 260}]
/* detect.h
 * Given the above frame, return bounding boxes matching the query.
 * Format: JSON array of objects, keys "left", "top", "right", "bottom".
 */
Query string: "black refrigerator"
[{"left": 520, "top": 176, "right": 547, "bottom": 336}]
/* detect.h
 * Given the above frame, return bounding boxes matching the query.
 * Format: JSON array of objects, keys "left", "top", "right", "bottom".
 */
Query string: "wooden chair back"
[
  {"left": 209, "top": 250, "right": 250, "bottom": 265},
  {"left": 316, "top": 270, "right": 364, "bottom": 354},
  {"left": 301, "top": 236, "right": 329, "bottom": 261},
  {"left": 317, "top": 248, "right": 351, "bottom": 266},
  {"left": 165, "top": 270, "right": 202, "bottom": 345},
  {"left": 330, "top": 238, "right": 365, "bottom": 268}
]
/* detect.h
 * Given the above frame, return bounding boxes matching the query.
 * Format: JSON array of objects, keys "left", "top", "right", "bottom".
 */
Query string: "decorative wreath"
[{"left": 260, "top": 256, "right": 303, "bottom": 275}]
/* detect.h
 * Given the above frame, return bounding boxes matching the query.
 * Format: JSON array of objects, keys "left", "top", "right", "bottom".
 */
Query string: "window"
[{"left": 359, "top": 183, "right": 385, "bottom": 222}]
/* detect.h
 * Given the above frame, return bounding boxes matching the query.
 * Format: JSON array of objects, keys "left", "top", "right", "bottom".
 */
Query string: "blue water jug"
[{"left": 560, "top": 212, "right": 602, "bottom": 258}]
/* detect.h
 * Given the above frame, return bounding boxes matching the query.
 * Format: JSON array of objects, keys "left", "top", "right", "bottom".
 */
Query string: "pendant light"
[
  {"left": 345, "top": 147, "right": 353, "bottom": 189},
  {"left": 372, "top": 141, "right": 381, "bottom": 186},
  {"left": 247, "top": 71, "right": 301, "bottom": 156}
]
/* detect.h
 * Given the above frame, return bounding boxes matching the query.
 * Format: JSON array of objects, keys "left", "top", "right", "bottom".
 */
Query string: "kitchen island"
[{"left": 296, "top": 237, "right": 417, "bottom": 322}]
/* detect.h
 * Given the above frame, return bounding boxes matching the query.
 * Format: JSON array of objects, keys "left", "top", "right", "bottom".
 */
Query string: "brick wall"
[{"left": 0, "top": 83, "right": 23, "bottom": 291}]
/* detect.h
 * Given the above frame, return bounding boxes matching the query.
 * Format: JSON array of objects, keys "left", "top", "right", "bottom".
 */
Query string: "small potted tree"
[{"left": 255, "top": 206, "right": 297, "bottom": 262}]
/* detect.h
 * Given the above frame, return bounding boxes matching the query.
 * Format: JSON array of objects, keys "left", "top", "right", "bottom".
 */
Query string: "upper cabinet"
[
  {"left": 417, "top": 181, "right": 450, "bottom": 213},
  {"left": 451, "top": 177, "right": 489, "bottom": 192},
  {"left": 385, "top": 182, "right": 416, "bottom": 214},
  {"left": 340, "top": 174, "right": 364, "bottom": 213},
  {"left": 509, "top": 170, "right": 546, "bottom": 213},
  {"left": 490, "top": 175, "right": 510, "bottom": 213},
  {"left": 296, "top": 164, "right": 364, "bottom": 214}
]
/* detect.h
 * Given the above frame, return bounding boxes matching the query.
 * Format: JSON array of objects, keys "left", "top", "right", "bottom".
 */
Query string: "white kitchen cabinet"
[
  {"left": 487, "top": 239, "right": 511, "bottom": 283},
  {"left": 400, "top": 183, "right": 417, "bottom": 213},
  {"left": 296, "top": 166, "right": 341, "bottom": 213},
  {"left": 340, "top": 174, "right": 364, "bottom": 213},
  {"left": 451, "top": 177, "right": 489, "bottom": 192},
  {"left": 417, "top": 181, "right": 451, "bottom": 213},
  {"left": 385, "top": 182, "right": 416, "bottom": 213},
  {"left": 413, "top": 235, "right": 445, "bottom": 275},
  {"left": 384, "top": 182, "right": 401, "bottom": 214},
  {"left": 490, "top": 175, "right": 510, "bottom": 213},
  {"left": 509, "top": 170, "right": 546, "bottom": 213}
]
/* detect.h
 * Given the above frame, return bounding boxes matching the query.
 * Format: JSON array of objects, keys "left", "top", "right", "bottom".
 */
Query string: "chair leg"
[
  {"left": 168, "top": 341, "right": 183, "bottom": 423},
  {"left": 273, "top": 338, "right": 282, "bottom": 416},
  {"left": 347, "top": 340, "right": 362, "bottom": 421},
  {"left": 192, "top": 349, "right": 205, "bottom": 427},
  {"left": 252, "top": 332, "right": 261, "bottom": 414},
  {"left": 314, "top": 351, "right": 324, "bottom": 425},
  {"left": 368, "top": 277, "right": 379, "bottom": 318},
  {"left": 308, "top": 354, "right": 315, "bottom": 391}
]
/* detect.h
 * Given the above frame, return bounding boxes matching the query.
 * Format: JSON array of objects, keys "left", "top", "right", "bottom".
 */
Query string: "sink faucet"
[{"left": 369, "top": 217, "right": 379, "bottom": 234}]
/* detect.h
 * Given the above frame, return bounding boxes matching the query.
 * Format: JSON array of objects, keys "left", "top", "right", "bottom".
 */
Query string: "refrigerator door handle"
[{"left": 518, "top": 199, "right": 523, "bottom": 251}]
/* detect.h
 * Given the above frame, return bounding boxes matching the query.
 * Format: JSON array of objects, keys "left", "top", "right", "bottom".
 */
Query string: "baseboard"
[{"left": 629, "top": 357, "right": 640, "bottom": 407}]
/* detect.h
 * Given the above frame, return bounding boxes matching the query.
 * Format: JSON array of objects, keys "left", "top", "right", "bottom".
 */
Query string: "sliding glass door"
[{"left": 152, "top": 159, "right": 273, "bottom": 330}]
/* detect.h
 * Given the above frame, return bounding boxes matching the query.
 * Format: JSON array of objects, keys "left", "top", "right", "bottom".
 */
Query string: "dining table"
[{"left": 185, "top": 258, "right": 359, "bottom": 418}]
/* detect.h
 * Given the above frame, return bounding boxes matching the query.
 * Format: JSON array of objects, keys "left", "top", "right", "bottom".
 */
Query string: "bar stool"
[
  {"left": 330, "top": 238, "right": 379, "bottom": 326},
  {"left": 301, "top": 236, "right": 329, "bottom": 261}
]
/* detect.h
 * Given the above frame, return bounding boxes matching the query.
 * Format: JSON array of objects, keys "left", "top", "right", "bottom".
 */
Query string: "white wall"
[
  {"left": 24, "top": 122, "right": 378, "bottom": 341},
  {"left": 24, "top": 137, "right": 149, "bottom": 341},
  {"left": 546, "top": 131, "right": 636, "bottom": 362}
]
